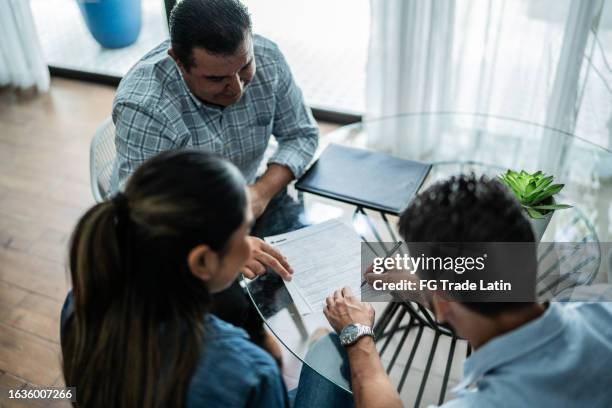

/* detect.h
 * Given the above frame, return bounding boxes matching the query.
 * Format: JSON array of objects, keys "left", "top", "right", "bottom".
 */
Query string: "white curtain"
[
  {"left": 0, "top": 0, "right": 49, "bottom": 92},
  {"left": 366, "top": 0, "right": 604, "bottom": 171}
]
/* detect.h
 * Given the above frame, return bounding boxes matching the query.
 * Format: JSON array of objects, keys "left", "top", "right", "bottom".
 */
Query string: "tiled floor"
[{"left": 31, "top": 0, "right": 367, "bottom": 114}]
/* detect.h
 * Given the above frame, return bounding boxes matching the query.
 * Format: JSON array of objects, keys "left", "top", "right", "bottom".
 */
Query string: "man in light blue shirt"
[
  {"left": 443, "top": 301, "right": 612, "bottom": 407},
  {"left": 312, "top": 174, "right": 612, "bottom": 407}
]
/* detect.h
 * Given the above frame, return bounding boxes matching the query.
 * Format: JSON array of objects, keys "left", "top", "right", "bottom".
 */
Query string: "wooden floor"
[
  {"left": 0, "top": 79, "right": 115, "bottom": 407},
  {"left": 0, "top": 78, "right": 338, "bottom": 406}
]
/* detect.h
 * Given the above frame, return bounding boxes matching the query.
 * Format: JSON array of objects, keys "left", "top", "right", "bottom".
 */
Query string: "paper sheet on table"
[{"left": 265, "top": 219, "right": 363, "bottom": 316}]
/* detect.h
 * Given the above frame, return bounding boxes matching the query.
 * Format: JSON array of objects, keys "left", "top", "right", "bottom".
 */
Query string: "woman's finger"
[
  {"left": 254, "top": 250, "right": 292, "bottom": 281},
  {"left": 242, "top": 266, "right": 256, "bottom": 279},
  {"left": 245, "top": 260, "right": 266, "bottom": 275},
  {"left": 259, "top": 241, "right": 293, "bottom": 272}
]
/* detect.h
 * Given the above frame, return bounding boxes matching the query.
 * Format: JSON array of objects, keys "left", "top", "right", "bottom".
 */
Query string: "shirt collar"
[{"left": 453, "top": 303, "right": 565, "bottom": 391}]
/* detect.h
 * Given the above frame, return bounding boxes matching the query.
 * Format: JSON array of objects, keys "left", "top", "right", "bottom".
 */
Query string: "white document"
[{"left": 265, "top": 219, "right": 363, "bottom": 316}]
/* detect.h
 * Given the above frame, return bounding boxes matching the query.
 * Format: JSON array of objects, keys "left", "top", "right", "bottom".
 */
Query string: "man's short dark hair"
[
  {"left": 398, "top": 174, "right": 535, "bottom": 317},
  {"left": 169, "top": 0, "right": 252, "bottom": 70}
]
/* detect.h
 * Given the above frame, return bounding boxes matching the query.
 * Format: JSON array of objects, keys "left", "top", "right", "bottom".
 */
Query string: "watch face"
[{"left": 341, "top": 324, "right": 360, "bottom": 344}]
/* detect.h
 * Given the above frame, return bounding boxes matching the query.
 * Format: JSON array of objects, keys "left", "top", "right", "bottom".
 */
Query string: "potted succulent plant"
[{"left": 499, "top": 170, "right": 572, "bottom": 240}]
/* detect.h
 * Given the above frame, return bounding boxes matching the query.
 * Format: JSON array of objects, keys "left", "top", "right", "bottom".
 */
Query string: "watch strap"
[{"left": 340, "top": 323, "right": 375, "bottom": 346}]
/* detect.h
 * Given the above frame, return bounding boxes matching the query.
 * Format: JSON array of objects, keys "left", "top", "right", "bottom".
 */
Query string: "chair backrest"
[{"left": 90, "top": 117, "right": 116, "bottom": 203}]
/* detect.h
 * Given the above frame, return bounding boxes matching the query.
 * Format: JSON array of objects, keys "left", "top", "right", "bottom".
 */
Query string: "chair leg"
[
  {"left": 438, "top": 336, "right": 457, "bottom": 405},
  {"left": 380, "top": 211, "right": 398, "bottom": 242},
  {"left": 398, "top": 324, "right": 424, "bottom": 392},
  {"left": 414, "top": 331, "right": 441, "bottom": 408},
  {"left": 374, "top": 302, "right": 399, "bottom": 338},
  {"left": 386, "top": 316, "right": 415, "bottom": 374},
  {"left": 358, "top": 207, "right": 385, "bottom": 243},
  {"left": 380, "top": 306, "right": 407, "bottom": 356}
]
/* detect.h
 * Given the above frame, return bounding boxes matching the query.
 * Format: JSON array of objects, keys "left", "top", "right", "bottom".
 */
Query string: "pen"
[{"left": 361, "top": 241, "right": 403, "bottom": 288}]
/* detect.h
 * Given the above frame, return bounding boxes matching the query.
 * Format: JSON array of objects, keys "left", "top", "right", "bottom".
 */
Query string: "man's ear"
[
  {"left": 431, "top": 292, "right": 451, "bottom": 324},
  {"left": 168, "top": 48, "right": 185, "bottom": 71},
  {"left": 187, "top": 245, "right": 219, "bottom": 282}
]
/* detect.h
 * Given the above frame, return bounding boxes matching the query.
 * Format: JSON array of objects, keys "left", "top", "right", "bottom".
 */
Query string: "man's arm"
[
  {"left": 324, "top": 287, "right": 402, "bottom": 408},
  {"left": 113, "top": 102, "right": 179, "bottom": 191},
  {"left": 249, "top": 164, "right": 293, "bottom": 218},
  {"left": 346, "top": 336, "right": 403, "bottom": 408},
  {"left": 252, "top": 45, "right": 318, "bottom": 214}
]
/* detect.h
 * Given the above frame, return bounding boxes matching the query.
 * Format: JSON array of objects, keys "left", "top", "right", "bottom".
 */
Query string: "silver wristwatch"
[{"left": 339, "top": 323, "right": 375, "bottom": 346}]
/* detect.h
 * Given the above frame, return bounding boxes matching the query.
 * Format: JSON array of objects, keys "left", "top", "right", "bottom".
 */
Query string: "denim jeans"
[{"left": 291, "top": 334, "right": 355, "bottom": 408}]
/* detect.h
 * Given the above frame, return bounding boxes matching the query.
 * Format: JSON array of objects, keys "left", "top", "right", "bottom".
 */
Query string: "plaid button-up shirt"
[{"left": 111, "top": 35, "right": 319, "bottom": 190}]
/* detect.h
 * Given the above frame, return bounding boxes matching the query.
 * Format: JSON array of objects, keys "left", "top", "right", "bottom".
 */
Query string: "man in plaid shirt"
[{"left": 111, "top": 0, "right": 319, "bottom": 363}]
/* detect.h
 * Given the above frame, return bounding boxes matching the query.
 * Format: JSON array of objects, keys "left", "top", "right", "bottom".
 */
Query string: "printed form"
[{"left": 265, "top": 219, "right": 363, "bottom": 316}]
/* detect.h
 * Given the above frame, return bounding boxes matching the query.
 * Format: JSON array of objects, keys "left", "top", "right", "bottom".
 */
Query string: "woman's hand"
[
  {"left": 324, "top": 286, "right": 375, "bottom": 333},
  {"left": 242, "top": 237, "right": 293, "bottom": 281}
]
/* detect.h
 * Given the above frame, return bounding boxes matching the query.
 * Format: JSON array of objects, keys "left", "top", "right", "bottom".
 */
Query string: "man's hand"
[
  {"left": 242, "top": 237, "right": 293, "bottom": 281},
  {"left": 324, "top": 287, "right": 375, "bottom": 333},
  {"left": 325, "top": 291, "right": 402, "bottom": 408},
  {"left": 248, "top": 164, "right": 294, "bottom": 219}
]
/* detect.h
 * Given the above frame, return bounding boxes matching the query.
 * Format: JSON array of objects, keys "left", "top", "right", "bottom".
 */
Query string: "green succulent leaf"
[
  {"left": 500, "top": 169, "right": 571, "bottom": 217},
  {"left": 529, "top": 184, "right": 564, "bottom": 205},
  {"left": 531, "top": 204, "right": 573, "bottom": 210},
  {"left": 524, "top": 206, "right": 545, "bottom": 219}
]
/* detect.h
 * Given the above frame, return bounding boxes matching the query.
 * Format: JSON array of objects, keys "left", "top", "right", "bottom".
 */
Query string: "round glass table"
[{"left": 246, "top": 113, "right": 612, "bottom": 407}]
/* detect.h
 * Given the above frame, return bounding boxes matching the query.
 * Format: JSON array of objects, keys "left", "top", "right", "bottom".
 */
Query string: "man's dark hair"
[
  {"left": 398, "top": 173, "right": 536, "bottom": 317},
  {"left": 169, "top": 0, "right": 252, "bottom": 70}
]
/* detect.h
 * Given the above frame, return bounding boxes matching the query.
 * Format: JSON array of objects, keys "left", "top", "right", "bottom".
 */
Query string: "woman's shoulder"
[
  {"left": 186, "top": 315, "right": 286, "bottom": 407},
  {"left": 201, "top": 314, "right": 279, "bottom": 372}
]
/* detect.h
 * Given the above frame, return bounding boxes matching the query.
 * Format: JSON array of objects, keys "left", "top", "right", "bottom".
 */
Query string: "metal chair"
[
  {"left": 376, "top": 305, "right": 466, "bottom": 407},
  {"left": 90, "top": 117, "right": 116, "bottom": 203}
]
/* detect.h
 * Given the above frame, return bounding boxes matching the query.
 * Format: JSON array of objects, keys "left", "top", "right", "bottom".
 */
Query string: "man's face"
[{"left": 172, "top": 34, "right": 256, "bottom": 107}]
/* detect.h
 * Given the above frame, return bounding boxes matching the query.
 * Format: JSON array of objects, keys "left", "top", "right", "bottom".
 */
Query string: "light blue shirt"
[
  {"left": 111, "top": 35, "right": 319, "bottom": 191},
  {"left": 442, "top": 302, "right": 612, "bottom": 407}
]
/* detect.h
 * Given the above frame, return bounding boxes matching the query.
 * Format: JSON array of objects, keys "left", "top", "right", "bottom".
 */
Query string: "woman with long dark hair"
[{"left": 61, "top": 150, "right": 288, "bottom": 407}]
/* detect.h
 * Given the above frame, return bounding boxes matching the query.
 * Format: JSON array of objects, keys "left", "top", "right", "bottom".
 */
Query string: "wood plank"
[
  {"left": 0, "top": 160, "right": 63, "bottom": 198},
  {"left": 44, "top": 178, "right": 94, "bottom": 210},
  {"left": 10, "top": 149, "right": 90, "bottom": 187},
  {"left": 0, "top": 248, "right": 68, "bottom": 302},
  {"left": 0, "top": 212, "right": 45, "bottom": 252},
  {"left": 0, "top": 190, "right": 85, "bottom": 234},
  {"left": 28, "top": 229, "right": 70, "bottom": 265},
  {"left": 0, "top": 322, "right": 62, "bottom": 386},
  {"left": 0, "top": 282, "right": 29, "bottom": 322},
  {"left": 2, "top": 292, "right": 63, "bottom": 344}
]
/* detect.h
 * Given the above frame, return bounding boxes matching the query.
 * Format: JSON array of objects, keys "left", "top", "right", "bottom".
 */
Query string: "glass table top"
[{"left": 246, "top": 112, "right": 612, "bottom": 398}]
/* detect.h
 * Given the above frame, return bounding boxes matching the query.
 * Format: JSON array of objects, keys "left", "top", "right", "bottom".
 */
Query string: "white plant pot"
[
  {"left": 528, "top": 210, "right": 553, "bottom": 241},
  {"left": 526, "top": 196, "right": 556, "bottom": 241}
]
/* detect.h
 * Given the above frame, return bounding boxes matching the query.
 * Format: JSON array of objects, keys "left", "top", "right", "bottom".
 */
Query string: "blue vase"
[{"left": 77, "top": 0, "right": 142, "bottom": 49}]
